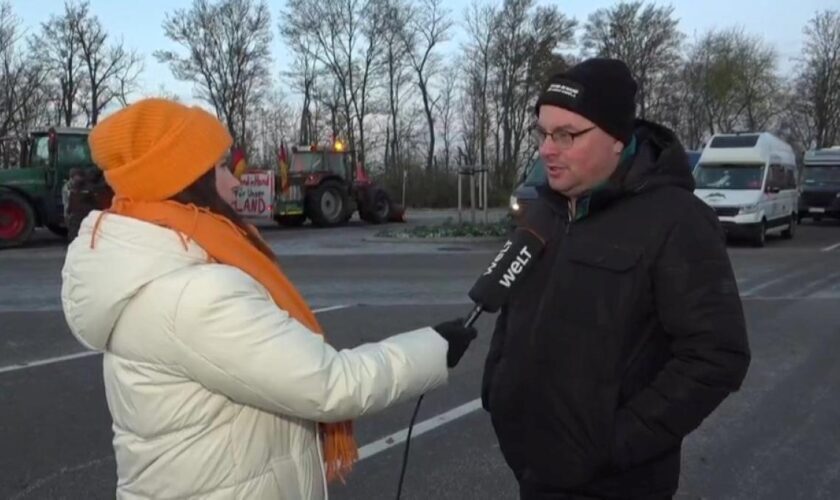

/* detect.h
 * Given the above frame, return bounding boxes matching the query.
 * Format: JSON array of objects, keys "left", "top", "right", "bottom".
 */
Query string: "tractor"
[
  {"left": 0, "top": 127, "right": 99, "bottom": 248},
  {"left": 272, "top": 141, "right": 402, "bottom": 227}
]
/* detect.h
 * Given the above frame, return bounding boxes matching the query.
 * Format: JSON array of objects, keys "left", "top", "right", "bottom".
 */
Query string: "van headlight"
[
  {"left": 739, "top": 205, "right": 760, "bottom": 214},
  {"left": 510, "top": 195, "right": 520, "bottom": 212}
]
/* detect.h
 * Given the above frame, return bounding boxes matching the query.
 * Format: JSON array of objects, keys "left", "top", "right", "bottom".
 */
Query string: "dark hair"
[{"left": 170, "top": 167, "right": 277, "bottom": 261}]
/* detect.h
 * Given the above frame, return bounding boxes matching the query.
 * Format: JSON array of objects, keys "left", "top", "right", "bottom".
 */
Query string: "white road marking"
[
  {"left": 740, "top": 267, "right": 820, "bottom": 297},
  {"left": 0, "top": 304, "right": 355, "bottom": 374},
  {"left": 8, "top": 454, "right": 113, "bottom": 500},
  {"left": 312, "top": 304, "right": 353, "bottom": 314},
  {"left": 0, "top": 351, "right": 101, "bottom": 374},
  {"left": 821, "top": 241, "right": 840, "bottom": 252},
  {"left": 358, "top": 398, "right": 483, "bottom": 460}
]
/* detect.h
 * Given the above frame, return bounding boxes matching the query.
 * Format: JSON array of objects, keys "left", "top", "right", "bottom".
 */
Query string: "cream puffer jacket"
[{"left": 61, "top": 212, "right": 449, "bottom": 499}]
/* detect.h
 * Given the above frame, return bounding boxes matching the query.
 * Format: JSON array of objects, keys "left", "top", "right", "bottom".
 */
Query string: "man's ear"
[{"left": 613, "top": 141, "right": 624, "bottom": 154}]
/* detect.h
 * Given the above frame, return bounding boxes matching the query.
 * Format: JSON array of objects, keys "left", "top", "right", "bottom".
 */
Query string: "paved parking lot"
[{"left": 1, "top": 216, "right": 839, "bottom": 499}]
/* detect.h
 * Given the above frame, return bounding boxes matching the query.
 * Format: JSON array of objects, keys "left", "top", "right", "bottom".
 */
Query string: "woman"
[{"left": 61, "top": 98, "right": 476, "bottom": 499}]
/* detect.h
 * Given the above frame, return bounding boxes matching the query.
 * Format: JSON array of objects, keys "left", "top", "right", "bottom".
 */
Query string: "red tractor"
[{"left": 272, "top": 141, "right": 403, "bottom": 227}]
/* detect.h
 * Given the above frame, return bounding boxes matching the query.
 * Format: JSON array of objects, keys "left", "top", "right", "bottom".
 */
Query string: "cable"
[
  {"left": 395, "top": 394, "right": 425, "bottom": 500},
  {"left": 396, "top": 315, "right": 477, "bottom": 499}
]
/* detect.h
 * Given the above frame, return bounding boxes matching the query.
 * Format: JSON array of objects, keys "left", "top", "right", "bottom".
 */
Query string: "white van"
[{"left": 693, "top": 132, "right": 798, "bottom": 246}]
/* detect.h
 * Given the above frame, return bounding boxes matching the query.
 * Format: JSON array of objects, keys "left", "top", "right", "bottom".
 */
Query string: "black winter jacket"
[{"left": 482, "top": 120, "right": 751, "bottom": 499}]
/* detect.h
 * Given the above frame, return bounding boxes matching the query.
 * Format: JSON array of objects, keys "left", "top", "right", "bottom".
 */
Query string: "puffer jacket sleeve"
[
  {"left": 170, "top": 265, "right": 449, "bottom": 423},
  {"left": 612, "top": 201, "right": 751, "bottom": 469}
]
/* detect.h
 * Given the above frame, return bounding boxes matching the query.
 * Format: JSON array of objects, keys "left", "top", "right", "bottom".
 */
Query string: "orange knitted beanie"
[{"left": 88, "top": 98, "right": 232, "bottom": 200}]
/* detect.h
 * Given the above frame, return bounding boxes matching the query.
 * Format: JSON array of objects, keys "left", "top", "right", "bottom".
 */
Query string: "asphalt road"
[{"left": 2, "top": 217, "right": 840, "bottom": 499}]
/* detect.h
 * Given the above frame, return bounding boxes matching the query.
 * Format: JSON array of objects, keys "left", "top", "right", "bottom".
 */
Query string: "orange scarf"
[{"left": 92, "top": 198, "right": 358, "bottom": 483}]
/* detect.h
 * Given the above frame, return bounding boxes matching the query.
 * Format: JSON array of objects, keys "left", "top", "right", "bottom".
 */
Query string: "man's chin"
[{"left": 547, "top": 178, "right": 576, "bottom": 196}]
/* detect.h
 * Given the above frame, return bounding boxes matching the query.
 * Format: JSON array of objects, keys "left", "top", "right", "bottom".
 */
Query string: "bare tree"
[
  {"left": 798, "top": 10, "right": 840, "bottom": 148},
  {"left": 437, "top": 63, "right": 458, "bottom": 171},
  {"left": 582, "top": 1, "right": 683, "bottom": 121},
  {"left": 738, "top": 38, "right": 780, "bottom": 131},
  {"left": 249, "top": 88, "right": 293, "bottom": 168},
  {"left": 30, "top": 1, "right": 88, "bottom": 127},
  {"left": 669, "top": 62, "right": 707, "bottom": 149},
  {"left": 685, "top": 28, "right": 781, "bottom": 136},
  {"left": 282, "top": 36, "right": 320, "bottom": 145},
  {"left": 314, "top": 78, "right": 346, "bottom": 145},
  {"left": 353, "top": 0, "right": 387, "bottom": 163},
  {"left": 492, "top": 0, "right": 576, "bottom": 189},
  {"left": 777, "top": 78, "right": 818, "bottom": 156},
  {"left": 72, "top": 1, "right": 142, "bottom": 125},
  {"left": 156, "top": 0, "right": 273, "bottom": 147},
  {"left": 381, "top": 0, "right": 412, "bottom": 170},
  {"left": 463, "top": 0, "right": 498, "bottom": 171},
  {"left": 0, "top": 2, "right": 51, "bottom": 136},
  {"left": 400, "top": 0, "right": 452, "bottom": 171},
  {"left": 282, "top": 0, "right": 384, "bottom": 162}
]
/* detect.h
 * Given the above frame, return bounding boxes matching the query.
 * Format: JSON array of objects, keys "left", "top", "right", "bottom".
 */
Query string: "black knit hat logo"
[
  {"left": 535, "top": 58, "right": 637, "bottom": 145},
  {"left": 546, "top": 80, "right": 583, "bottom": 103}
]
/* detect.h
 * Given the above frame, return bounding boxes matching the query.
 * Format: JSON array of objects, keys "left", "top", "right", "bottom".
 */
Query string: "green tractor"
[{"left": 0, "top": 127, "right": 97, "bottom": 248}]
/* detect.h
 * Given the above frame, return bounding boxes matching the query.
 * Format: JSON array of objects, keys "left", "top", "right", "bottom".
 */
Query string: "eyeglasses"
[{"left": 529, "top": 125, "right": 596, "bottom": 149}]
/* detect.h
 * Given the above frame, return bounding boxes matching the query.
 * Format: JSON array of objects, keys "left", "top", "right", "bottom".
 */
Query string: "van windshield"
[
  {"left": 803, "top": 165, "right": 840, "bottom": 185},
  {"left": 694, "top": 163, "right": 765, "bottom": 190}
]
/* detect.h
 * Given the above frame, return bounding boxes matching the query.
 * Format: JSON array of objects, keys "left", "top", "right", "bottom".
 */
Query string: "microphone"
[
  {"left": 464, "top": 201, "right": 554, "bottom": 327},
  {"left": 397, "top": 199, "right": 555, "bottom": 500}
]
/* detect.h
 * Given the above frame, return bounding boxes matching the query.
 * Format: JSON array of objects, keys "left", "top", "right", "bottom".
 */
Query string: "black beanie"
[{"left": 535, "top": 58, "right": 637, "bottom": 145}]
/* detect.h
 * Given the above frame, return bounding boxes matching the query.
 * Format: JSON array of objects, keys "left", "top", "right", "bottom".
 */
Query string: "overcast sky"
[{"left": 14, "top": 0, "right": 839, "bottom": 106}]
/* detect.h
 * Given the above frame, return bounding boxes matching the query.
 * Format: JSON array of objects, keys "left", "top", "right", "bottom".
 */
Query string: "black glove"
[{"left": 433, "top": 318, "right": 478, "bottom": 368}]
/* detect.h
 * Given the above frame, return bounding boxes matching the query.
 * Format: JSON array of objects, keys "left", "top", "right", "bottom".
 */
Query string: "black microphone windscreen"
[{"left": 468, "top": 227, "right": 545, "bottom": 313}]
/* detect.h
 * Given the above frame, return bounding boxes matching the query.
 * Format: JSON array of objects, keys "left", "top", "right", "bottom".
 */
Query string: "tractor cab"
[
  {"left": 0, "top": 127, "right": 99, "bottom": 247},
  {"left": 275, "top": 141, "right": 358, "bottom": 227}
]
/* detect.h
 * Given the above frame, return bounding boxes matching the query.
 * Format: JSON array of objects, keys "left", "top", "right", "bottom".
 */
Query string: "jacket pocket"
[
  {"left": 558, "top": 241, "right": 643, "bottom": 334},
  {"left": 566, "top": 241, "right": 641, "bottom": 272}
]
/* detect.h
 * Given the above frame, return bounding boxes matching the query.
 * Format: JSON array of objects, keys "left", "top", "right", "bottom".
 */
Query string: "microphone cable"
[
  {"left": 395, "top": 394, "right": 424, "bottom": 499},
  {"left": 395, "top": 310, "right": 480, "bottom": 500}
]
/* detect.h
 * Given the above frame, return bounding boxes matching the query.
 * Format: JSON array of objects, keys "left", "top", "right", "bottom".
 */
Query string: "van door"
[
  {"left": 781, "top": 165, "right": 797, "bottom": 220},
  {"left": 765, "top": 164, "right": 786, "bottom": 224}
]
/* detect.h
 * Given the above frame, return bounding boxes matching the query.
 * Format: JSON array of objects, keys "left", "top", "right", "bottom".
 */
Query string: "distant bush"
[{"left": 376, "top": 218, "right": 511, "bottom": 239}]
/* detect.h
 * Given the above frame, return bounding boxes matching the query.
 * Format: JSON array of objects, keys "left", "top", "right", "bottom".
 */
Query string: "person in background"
[{"left": 61, "top": 98, "right": 476, "bottom": 499}]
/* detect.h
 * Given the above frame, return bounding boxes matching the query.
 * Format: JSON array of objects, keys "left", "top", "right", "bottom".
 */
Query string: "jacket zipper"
[{"left": 565, "top": 198, "right": 575, "bottom": 235}]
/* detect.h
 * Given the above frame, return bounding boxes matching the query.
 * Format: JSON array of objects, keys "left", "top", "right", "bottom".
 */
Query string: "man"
[
  {"left": 482, "top": 58, "right": 750, "bottom": 499},
  {"left": 64, "top": 167, "right": 113, "bottom": 242}
]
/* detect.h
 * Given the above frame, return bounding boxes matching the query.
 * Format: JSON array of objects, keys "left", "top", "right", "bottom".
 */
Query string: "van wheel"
[
  {"left": 752, "top": 220, "right": 766, "bottom": 247},
  {"left": 781, "top": 215, "right": 795, "bottom": 239}
]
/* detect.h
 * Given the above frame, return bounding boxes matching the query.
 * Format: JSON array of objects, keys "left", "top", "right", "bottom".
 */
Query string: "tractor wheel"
[
  {"left": 360, "top": 188, "right": 391, "bottom": 224},
  {"left": 275, "top": 214, "right": 306, "bottom": 227},
  {"left": 0, "top": 190, "right": 36, "bottom": 249},
  {"left": 307, "top": 180, "right": 350, "bottom": 227}
]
